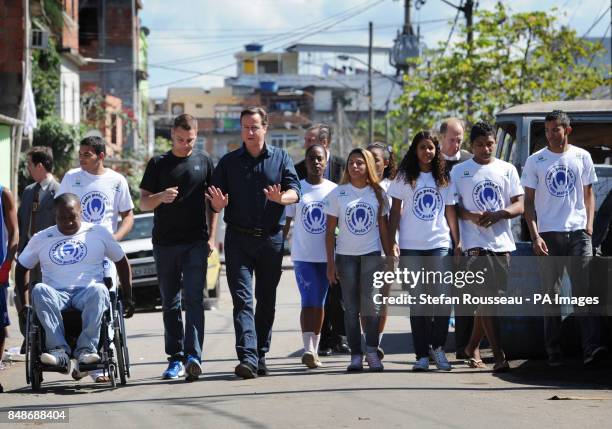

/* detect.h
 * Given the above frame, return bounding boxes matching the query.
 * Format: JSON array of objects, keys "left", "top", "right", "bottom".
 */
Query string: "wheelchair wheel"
[
  {"left": 25, "top": 310, "right": 43, "bottom": 391},
  {"left": 116, "top": 301, "right": 130, "bottom": 380},
  {"left": 113, "top": 326, "right": 127, "bottom": 385}
]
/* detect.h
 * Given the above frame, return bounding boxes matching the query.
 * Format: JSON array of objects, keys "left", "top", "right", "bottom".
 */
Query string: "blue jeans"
[
  {"left": 153, "top": 241, "right": 207, "bottom": 362},
  {"left": 335, "top": 252, "right": 381, "bottom": 355},
  {"left": 224, "top": 228, "right": 284, "bottom": 367},
  {"left": 400, "top": 248, "right": 452, "bottom": 359},
  {"left": 31, "top": 283, "right": 110, "bottom": 357}
]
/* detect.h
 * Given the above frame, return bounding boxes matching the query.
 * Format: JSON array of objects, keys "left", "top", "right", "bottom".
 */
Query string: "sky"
[{"left": 140, "top": 0, "right": 612, "bottom": 98}]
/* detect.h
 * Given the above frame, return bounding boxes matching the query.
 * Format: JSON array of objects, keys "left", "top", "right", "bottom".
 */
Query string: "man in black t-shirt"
[{"left": 139, "top": 114, "right": 217, "bottom": 382}]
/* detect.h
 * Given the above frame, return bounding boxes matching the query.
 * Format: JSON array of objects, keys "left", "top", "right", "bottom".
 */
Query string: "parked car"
[{"left": 119, "top": 213, "right": 221, "bottom": 310}]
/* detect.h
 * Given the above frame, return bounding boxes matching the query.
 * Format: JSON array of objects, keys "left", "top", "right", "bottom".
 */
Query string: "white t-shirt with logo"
[
  {"left": 58, "top": 168, "right": 133, "bottom": 234},
  {"left": 388, "top": 172, "right": 456, "bottom": 250},
  {"left": 18, "top": 222, "right": 125, "bottom": 290},
  {"left": 450, "top": 158, "right": 523, "bottom": 252},
  {"left": 323, "top": 183, "right": 389, "bottom": 256},
  {"left": 521, "top": 146, "right": 597, "bottom": 233},
  {"left": 286, "top": 179, "right": 337, "bottom": 263}
]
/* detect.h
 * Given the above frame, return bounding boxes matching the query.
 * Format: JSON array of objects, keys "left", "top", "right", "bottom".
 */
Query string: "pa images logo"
[
  {"left": 472, "top": 180, "right": 503, "bottom": 212},
  {"left": 49, "top": 239, "right": 87, "bottom": 265},
  {"left": 412, "top": 187, "right": 443, "bottom": 221},
  {"left": 345, "top": 202, "right": 375, "bottom": 235},
  {"left": 545, "top": 164, "right": 576, "bottom": 197},
  {"left": 81, "top": 191, "right": 109, "bottom": 223},
  {"left": 301, "top": 201, "right": 326, "bottom": 234}
]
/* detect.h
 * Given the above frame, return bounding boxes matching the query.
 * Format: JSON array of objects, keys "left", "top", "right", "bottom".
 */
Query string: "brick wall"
[{"left": 0, "top": 1, "right": 24, "bottom": 73}]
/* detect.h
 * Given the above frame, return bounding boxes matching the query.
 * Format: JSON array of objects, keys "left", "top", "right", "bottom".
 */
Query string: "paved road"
[{"left": 1, "top": 264, "right": 611, "bottom": 428}]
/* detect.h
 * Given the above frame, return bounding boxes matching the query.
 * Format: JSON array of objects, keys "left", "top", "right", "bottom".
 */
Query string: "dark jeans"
[
  {"left": 224, "top": 228, "right": 284, "bottom": 367},
  {"left": 539, "top": 230, "right": 604, "bottom": 357},
  {"left": 153, "top": 240, "right": 207, "bottom": 362},
  {"left": 401, "top": 248, "right": 452, "bottom": 359},
  {"left": 319, "top": 282, "right": 346, "bottom": 348}
]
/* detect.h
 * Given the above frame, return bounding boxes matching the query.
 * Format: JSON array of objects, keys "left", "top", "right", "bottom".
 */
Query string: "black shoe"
[
  {"left": 234, "top": 362, "right": 258, "bottom": 379},
  {"left": 455, "top": 350, "right": 469, "bottom": 360},
  {"left": 318, "top": 346, "right": 332, "bottom": 356},
  {"left": 333, "top": 342, "right": 351, "bottom": 355},
  {"left": 584, "top": 346, "right": 608, "bottom": 367},
  {"left": 257, "top": 358, "right": 270, "bottom": 376},
  {"left": 548, "top": 353, "right": 563, "bottom": 367},
  {"left": 20, "top": 340, "right": 26, "bottom": 355}
]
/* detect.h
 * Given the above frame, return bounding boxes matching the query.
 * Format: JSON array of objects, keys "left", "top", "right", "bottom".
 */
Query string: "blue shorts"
[
  {"left": 1, "top": 284, "right": 10, "bottom": 329},
  {"left": 294, "top": 261, "right": 329, "bottom": 308}
]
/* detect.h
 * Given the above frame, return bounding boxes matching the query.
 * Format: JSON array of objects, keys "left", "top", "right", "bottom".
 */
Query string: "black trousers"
[{"left": 319, "top": 280, "right": 346, "bottom": 347}]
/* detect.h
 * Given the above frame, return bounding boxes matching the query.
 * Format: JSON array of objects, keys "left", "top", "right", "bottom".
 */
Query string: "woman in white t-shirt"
[
  {"left": 323, "top": 148, "right": 393, "bottom": 372},
  {"left": 283, "top": 144, "right": 337, "bottom": 369},
  {"left": 388, "top": 131, "right": 460, "bottom": 372},
  {"left": 366, "top": 142, "right": 398, "bottom": 360}
]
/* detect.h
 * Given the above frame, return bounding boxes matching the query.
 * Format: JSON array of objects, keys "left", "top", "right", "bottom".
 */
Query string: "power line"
[{"left": 582, "top": 5, "right": 611, "bottom": 38}]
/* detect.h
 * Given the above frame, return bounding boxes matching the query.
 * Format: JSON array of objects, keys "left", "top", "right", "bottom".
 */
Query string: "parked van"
[{"left": 494, "top": 100, "right": 612, "bottom": 359}]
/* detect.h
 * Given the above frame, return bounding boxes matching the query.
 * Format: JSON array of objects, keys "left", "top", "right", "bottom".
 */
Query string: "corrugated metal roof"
[{"left": 497, "top": 100, "right": 612, "bottom": 116}]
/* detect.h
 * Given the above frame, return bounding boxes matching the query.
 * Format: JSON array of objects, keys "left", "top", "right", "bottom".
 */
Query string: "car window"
[
  {"left": 530, "top": 121, "right": 612, "bottom": 165},
  {"left": 121, "top": 216, "right": 153, "bottom": 241},
  {"left": 496, "top": 123, "right": 517, "bottom": 162}
]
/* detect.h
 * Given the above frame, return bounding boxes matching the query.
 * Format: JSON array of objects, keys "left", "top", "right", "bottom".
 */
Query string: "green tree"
[
  {"left": 31, "top": 39, "right": 61, "bottom": 120},
  {"left": 154, "top": 136, "right": 172, "bottom": 155},
  {"left": 391, "top": 4, "right": 608, "bottom": 153},
  {"left": 32, "top": 116, "right": 82, "bottom": 178}
]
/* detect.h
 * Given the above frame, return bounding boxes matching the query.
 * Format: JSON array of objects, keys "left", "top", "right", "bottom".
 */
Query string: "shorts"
[
  {"left": 464, "top": 249, "right": 510, "bottom": 296},
  {"left": 1, "top": 284, "right": 10, "bottom": 329},
  {"left": 294, "top": 261, "right": 329, "bottom": 308}
]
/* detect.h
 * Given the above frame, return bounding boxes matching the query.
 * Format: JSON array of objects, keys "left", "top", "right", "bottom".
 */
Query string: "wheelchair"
[{"left": 24, "top": 280, "right": 131, "bottom": 391}]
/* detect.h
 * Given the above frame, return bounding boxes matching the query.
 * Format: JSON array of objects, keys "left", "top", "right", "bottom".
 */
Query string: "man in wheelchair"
[{"left": 15, "top": 193, "right": 134, "bottom": 372}]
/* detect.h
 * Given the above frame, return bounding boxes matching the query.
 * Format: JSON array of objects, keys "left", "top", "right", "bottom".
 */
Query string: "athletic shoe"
[
  {"left": 333, "top": 341, "right": 351, "bottom": 355},
  {"left": 377, "top": 347, "right": 385, "bottom": 360},
  {"left": 235, "top": 362, "right": 258, "bottom": 379},
  {"left": 185, "top": 355, "right": 202, "bottom": 381},
  {"left": 584, "top": 346, "right": 608, "bottom": 366},
  {"left": 40, "top": 349, "right": 70, "bottom": 368},
  {"left": 430, "top": 346, "right": 452, "bottom": 371},
  {"left": 412, "top": 357, "right": 430, "bottom": 372},
  {"left": 301, "top": 352, "right": 318, "bottom": 369},
  {"left": 347, "top": 354, "right": 363, "bottom": 372},
  {"left": 162, "top": 361, "right": 185, "bottom": 379},
  {"left": 78, "top": 352, "right": 101, "bottom": 364},
  {"left": 365, "top": 351, "right": 384, "bottom": 372}
]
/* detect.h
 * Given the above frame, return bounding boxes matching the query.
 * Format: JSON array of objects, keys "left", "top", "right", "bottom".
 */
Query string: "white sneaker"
[
  {"left": 40, "top": 349, "right": 69, "bottom": 368},
  {"left": 365, "top": 351, "right": 384, "bottom": 372},
  {"left": 301, "top": 352, "right": 318, "bottom": 369},
  {"left": 430, "top": 346, "right": 452, "bottom": 371},
  {"left": 347, "top": 354, "right": 363, "bottom": 372},
  {"left": 78, "top": 353, "right": 101, "bottom": 364},
  {"left": 412, "top": 357, "right": 430, "bottom": 372}
]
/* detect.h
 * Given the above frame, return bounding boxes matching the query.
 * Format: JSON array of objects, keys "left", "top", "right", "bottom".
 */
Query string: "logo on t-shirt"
[
  {"left": 301, "top": 201, "right": 326, "bottom": 234},
  {"left": 81, "top": 191, "right": 110, "bottom": 223},
  {"left": 472, "top": 180, "right": 503, "bottom": 212},
  {"left": 412, "top": 187, "right": 443, "bottom": 221},
  {"left": 49, "top": 239, "right": 88, "bottom": 265},
  {"left": 345, "top": 202, "right": 376, "bottom": 235},
  {"left": 545, "top": 164, "right": 576, "bottom": 197}
]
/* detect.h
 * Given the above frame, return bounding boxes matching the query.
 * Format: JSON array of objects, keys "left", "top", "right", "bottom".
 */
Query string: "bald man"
[{"left": 440, "top": 118, "right": 472, "bottom": 174}]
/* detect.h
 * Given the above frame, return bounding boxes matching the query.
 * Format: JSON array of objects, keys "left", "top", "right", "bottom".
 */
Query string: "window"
[
  {"left": 496, "top": 123, "right": 516, "bottom": 163},
  {"left": 530, "top": 121, "right": 612, "bottom": 165},
  {"left": 171, "top": 103, "right": 184, "bottom": 115},
  {"left": 259, "top": 60, "right": 279, "bottom": 74}
]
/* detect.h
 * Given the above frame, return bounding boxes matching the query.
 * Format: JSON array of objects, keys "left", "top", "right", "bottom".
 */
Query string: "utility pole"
[
  {"left": 368, "top": 21, "right": 374, "bottom": 146},
  {"left": 610, "top": 0, "right": 611, "bottom": 98},
  {"left": 404, "top": 0, "right": 414, "bottom": 36}
]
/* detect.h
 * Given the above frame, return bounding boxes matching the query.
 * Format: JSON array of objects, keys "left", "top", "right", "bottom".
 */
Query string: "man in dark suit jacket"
[
  {"left": 440, "top": 117, "right": 472, "bottom": 174},
  {"left": 439, "top": 118, "right": 473, "bottom": 359},
  {"left": 15, "top": 146, "right": 60, "bottom": 345},
  {"left": 294, "top": 124, "right": 349, "bottom": 356},
  {"left": 294, "top": 124, "right": 346, "bottom": 183}
]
